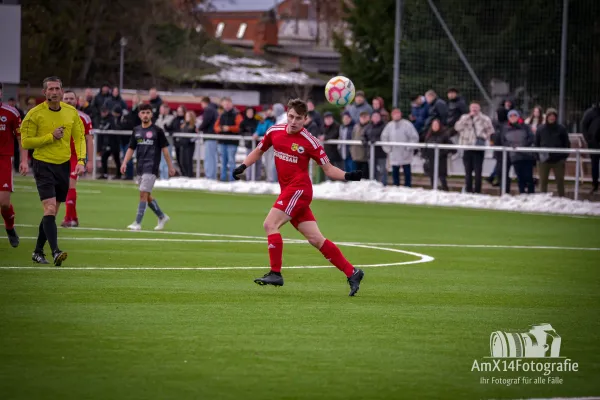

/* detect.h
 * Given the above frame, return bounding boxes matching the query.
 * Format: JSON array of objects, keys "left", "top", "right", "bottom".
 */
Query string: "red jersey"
[
  {"left": 70, "top": 110, "right": 92, "bottom": 156},
  {"left": 258, "top": 124, "right": 329, "bottom": 193},
  {"left": 0, "top": 103, "right": 22, "bottom": 157}
]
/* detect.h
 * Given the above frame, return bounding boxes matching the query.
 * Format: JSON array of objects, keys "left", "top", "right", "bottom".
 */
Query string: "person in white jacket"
[{"left": 381, "top": 108, "right": 420, "bottom": 187}]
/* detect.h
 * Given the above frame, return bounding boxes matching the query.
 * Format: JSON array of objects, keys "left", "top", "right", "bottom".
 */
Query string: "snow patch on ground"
[{"left": 154, "top": 179, "right": 600, "bottom": 216}]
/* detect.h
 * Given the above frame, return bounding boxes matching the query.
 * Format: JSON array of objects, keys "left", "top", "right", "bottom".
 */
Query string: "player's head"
[
  {"left": 138, "top": 103, "right": 153, "bottom": 123},
  {"left": 286, "top": 98, "right": 308, "bottom": 133},
  {"left": 62, "top": 90, "right": 77, "bottom": 107},
  {"left": 43, "top": 76, "right": 63, "bottom": 103},
  {"left": 221, "top": 97, "right": 233, "bottom": 111}
]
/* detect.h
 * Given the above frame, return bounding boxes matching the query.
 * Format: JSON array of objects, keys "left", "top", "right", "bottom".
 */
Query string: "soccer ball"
[{"left": 325, "top": 76, "right": 355, "bottom": 107}]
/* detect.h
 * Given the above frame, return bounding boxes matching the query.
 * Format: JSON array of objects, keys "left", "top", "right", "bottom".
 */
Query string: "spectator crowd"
[{"left": 10, "top": 83, "right": 600, "bottom": 197}]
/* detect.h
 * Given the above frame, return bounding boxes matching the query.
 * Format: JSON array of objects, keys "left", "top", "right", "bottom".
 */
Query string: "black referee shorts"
[{"left": 32, "top": 158, "right": 70, "bottom": 203}]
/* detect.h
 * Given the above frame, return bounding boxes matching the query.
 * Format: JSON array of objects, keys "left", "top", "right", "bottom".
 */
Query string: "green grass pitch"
[{"left": 1, "top": 177, "right": 599, "bottom": 400}]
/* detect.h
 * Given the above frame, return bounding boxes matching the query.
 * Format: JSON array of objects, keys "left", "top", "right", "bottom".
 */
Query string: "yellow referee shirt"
[{"left": 21, "top": 101, "right": 86, "bottom": 165}]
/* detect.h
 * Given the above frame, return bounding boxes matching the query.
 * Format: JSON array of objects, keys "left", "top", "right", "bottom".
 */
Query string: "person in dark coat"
[
  {"left": 307, "top": 100, "right": 323, "bottom": 130},
  {"left": 93, "top": 83, "right": 111, "bottom": 114},
  {"left": 446, "top": 88, "right": 468, "bottom": 135},
  {"left": 498, "top": 110, "right": 536, "bottom": 194},
  {"left": 178, "top": 110, "right": 198, "bottom": 178},
  {"left": 240, "top": 107, "right": 259, "bottom": 151},
  {"left": 96, "top": 106, "right": 121, "bottom": 180},
  {"left": 423, "top": 119, "right": 456, "bottom": 190},
  {"left": 364, "top": 111, "right": 387, "bottom": 184},
  {"left": 320, "top": 112, "right": 342, "bottom": 169},
  {"left": 105, "top": 87, "right": 127, "bottom": 113},
  {"left": 198, "top": 97, "right": 219, "bottom": 180},
  {"left": 338, "top": 111, "right": 356, "bottom": 172},
  {"left": 148, "top": 87, "right": 163, "bottom": 121},
  {"left": 535, "top": 108, "right": 570, "bottom": 197},
  {"left": 424, "top": 90, "right": 448, "bottom": 132},
  {"left": 410, "top": 94, "right": 429, "bottom": 134},
  {"left": 581, "top": 102, "right": 600, "bottom": 193},
  {"left": 496, "top": 98, "right": 516, "bottom": 124}
]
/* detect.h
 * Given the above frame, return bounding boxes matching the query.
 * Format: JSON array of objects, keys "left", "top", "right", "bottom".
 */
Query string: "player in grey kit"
[{"left": 120, "top": 104, "right": 175, "bottom": 231}]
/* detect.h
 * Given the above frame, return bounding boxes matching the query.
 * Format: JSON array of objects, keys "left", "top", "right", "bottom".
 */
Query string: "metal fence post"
[
  {"left": 197, "top": 133, "right": 203, "bottom": 178},
  {"left": 92, "top": 131, "right": 97, "bottom": 179},
  {"left": 369, "top": 143, "right": 375, "bottom": 181},
  {"left": 251, "top": 138, "right": 256, "bottom": 181},
  {"left": 433, "top": 146, "right": 440, "bottom": 191},
  {"left": 501, "top": 148, "right": 508, "bottom": 195},
  {"left": 574, "top": 150, "right": 580, "bottom": 201}
]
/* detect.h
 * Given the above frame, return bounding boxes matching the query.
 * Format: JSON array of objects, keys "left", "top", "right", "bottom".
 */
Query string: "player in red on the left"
[
  {"left": 61, "top": 90, "right": 94, "bottom": 227},
  {"left": 0, "top": 86, "right": 29, "bottom": 247}
]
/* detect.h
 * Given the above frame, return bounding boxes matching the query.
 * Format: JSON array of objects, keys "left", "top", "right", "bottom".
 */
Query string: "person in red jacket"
[
  {"left": 0, "top": 87, "right": 29, "bottom": 247},
  {"left": 214, "top": 97, "right": 243, "bottom": 182}
]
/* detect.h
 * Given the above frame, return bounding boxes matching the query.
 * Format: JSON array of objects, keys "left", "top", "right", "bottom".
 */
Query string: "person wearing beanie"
[
  {"left": 338, "top": 111, "right": 356, "bottom": 172},
  {"left": 346, "top": 90, "right": 373, "bottom": 123},
  {"left": 581, "top": 102, "right": 600, "bottom": 193},
  {"left": 363, "top": 110, "right": 387, "bottom": 185},
  {"left": 498, "top": 109, "right": 536, "bottom": 194},
  {"left": 535, "top": 108, "right": 570, "bottom": 197}
]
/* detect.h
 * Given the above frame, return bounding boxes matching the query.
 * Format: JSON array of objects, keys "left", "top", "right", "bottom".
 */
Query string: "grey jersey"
[{"left": 128, "top": 124, "right": 168, "bottom": 176}]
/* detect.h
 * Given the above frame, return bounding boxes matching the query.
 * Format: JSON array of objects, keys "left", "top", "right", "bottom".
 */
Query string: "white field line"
[
  {"left": 13, "top": 185, "right": 101, "bottom": 194},
  {"left": 1, "top": 239, "right": 434, "bottom": 270},
  {"left": 14, "top": 224, "right": 600, "bottom": 251}
]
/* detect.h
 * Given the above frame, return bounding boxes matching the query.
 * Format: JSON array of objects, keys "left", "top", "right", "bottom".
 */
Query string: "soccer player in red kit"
[
  {"left": 232, "top": 99, "right": 365, "bottom": 296},
  {"left": 61, "top": 90, "right": 94, "bottom": 227},
  {"left": 0, "top": 87, "right": 29, "bottom": 247}
]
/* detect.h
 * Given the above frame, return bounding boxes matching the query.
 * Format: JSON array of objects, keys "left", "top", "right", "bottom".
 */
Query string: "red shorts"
[
  {"left": 0, "top": 156, "right": 13, "bottom": 192},
  {"left": 273, "top": 187, "right": 316, "bottom": 229},
  {"left": 69, "top": 153, "right": 78, "bottom": 180}
]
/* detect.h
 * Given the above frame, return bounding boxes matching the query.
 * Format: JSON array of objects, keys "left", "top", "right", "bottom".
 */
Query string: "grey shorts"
[{"left": 137, "top": 173, "right": 157, "bottom": 193}]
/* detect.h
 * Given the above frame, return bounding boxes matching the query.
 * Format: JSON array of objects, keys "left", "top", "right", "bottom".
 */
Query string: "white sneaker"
[
  {"left": 154, "top": 215, "right": 170, "bottom": 231},
  {"left": 127, "top": 222, "right": 141, "bottom": 231}
]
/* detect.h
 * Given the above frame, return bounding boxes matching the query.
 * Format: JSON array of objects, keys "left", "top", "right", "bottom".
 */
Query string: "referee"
[{"left": 21, "top": 77, "right": 86, "bottom": 266}]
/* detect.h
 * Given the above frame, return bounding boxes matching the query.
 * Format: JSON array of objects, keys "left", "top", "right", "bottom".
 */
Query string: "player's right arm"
[
  {"left": 20, "top": 113, "right": 55, "bottom": 149},
  {"left": 233, "top": 128, "right": 272, "bottom": 180},
  {"left": 120, "top": 130, "right": 137, "bottom": 174}
]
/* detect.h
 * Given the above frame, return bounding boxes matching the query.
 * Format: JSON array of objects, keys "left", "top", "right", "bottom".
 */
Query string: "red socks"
[
  {"left": 267, "top": 233, "right": 283, "bottom": 272},
  {"left": 320, "top": 239, "right": 355, "bottom": 277},
  {"left": 65, "top": 188, "right": 77, "bottom": 221},
  {"left": 1, "top": 204, "right": 15, "bottom": 230}
]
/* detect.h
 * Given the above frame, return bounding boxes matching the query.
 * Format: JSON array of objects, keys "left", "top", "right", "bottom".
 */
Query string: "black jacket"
[
  {"left": 535, "top": 122, "right": 570, "bottom": 163},
  {"left": 198, "top": 103, "right": 218, "bottom": 135},
  {"left": 240, "top": 114, "right": 259, "bottom": 149},
  {"left": 149, "top": 96, "right": 163, "bottom": 121},
  {"left": 96, "top": 115, "right": 120, "bottom": 150},
  {"left": 303, "top": 121, "right": 320, "bottom": 138},
  {"left": 364, "top": 121, "right": 386, "bottom": 159},
  {"left": 425, "top": 97, "right": 448, "bottom": 131},
  {"left": 423, "top": 128, "right": 456, "bottom": 175},
  {"left": 447, "top": 96, "right": 468, "bottom": 127},
  {"left": 581, "top": 105, "right": 600, "bottom": 149},
  {"left": 322, "top": 122, "right": 341, "bottom": 161}
]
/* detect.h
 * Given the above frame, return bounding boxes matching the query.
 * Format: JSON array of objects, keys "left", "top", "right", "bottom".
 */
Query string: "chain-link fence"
[{"left": 397, "top": 0, "right": 599, "bottom": 129}]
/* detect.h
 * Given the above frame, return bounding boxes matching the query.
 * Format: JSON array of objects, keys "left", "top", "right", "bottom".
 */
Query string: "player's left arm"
[
  {"left": 321, "top": 162, "right": 362, "bottom": 181},
  {"left": 314, "top": 145, "right": 362, "bottom": 181},
  {"left": 158, "top": 129, "right": 175, "bottom": 177},
  {"left": 71, "top": 112, "right": 86, "bottom": 175}
]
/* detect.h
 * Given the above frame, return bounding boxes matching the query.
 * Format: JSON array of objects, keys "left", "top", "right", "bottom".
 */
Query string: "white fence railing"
[{"left": 91, "top": 130, "right": 600, "bottom": 200}]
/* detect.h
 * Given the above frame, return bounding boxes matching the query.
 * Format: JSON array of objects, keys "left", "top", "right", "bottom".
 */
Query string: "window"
[
  {"left": 237, "top": 23, "right": 247, "bottom": 39},
  {"left": 215, "top": 22, "right": 225, "bottom": 38}
]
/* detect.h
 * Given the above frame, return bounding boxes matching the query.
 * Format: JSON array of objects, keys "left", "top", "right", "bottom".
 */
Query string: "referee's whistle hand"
[{"left": 52, "top": 127, "right": 64, "bottom": 140}]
